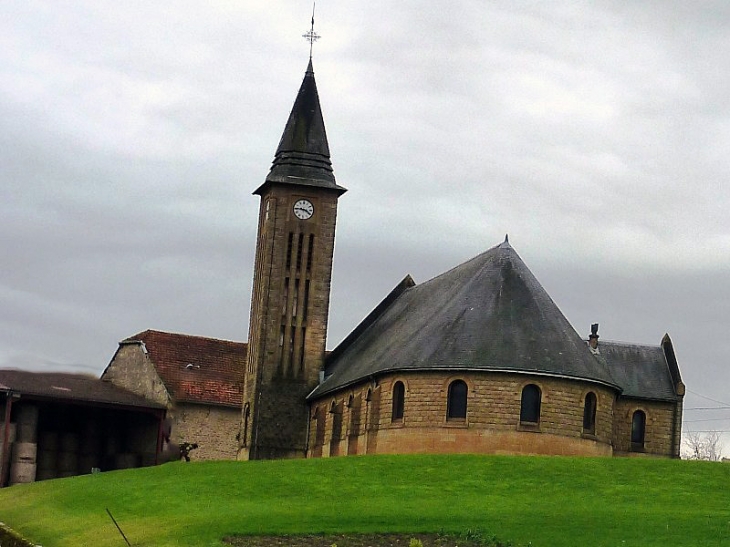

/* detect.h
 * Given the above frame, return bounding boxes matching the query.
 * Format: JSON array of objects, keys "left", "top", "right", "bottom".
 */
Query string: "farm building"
[
  {"left": 0, "top": 331, "right": 244, "bottom": 486},
  {"left": 101, "top": 329, "right": 245, "bottom": 461},
  {"left": 0, "top": 370, "right": 164, "bottom": 486}
]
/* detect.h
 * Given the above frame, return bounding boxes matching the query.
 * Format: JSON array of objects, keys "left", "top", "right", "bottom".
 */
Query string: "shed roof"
[
  {"left": 0, "top": 370, "right": 165, "bottom": 410},
  {"left": 122, "top": 330, "right": 246, "bottom": 408}
]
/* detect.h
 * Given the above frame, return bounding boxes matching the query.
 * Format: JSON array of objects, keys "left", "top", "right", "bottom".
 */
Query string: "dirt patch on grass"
[{"left": 224, "top": 533, "right": 507, "bottom": 547}]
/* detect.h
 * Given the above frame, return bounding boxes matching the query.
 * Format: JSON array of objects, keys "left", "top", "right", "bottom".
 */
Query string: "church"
[{"left": 237, "top": 59, "right": 684, "bottom": 460}]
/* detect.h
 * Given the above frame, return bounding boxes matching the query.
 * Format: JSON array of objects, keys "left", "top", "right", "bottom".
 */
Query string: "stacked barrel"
[
  {"left": 116, "top": 428, "right": 153, "bottom": 469},
  {"left": 36, "top": 431, "right": 58, "bottom": 481},
  {"left": 1, "top": 407, "right": 156, "bottom": 485},
  {"left": 104, "top": 433, "right": 120, "bottom": 470},
  {"left": 78, "top": 420, "right": 102, "bottom": 474},
  {"left": 57, "top": 433, "right": 79, "bottom": 478},
  {"left": 10, "top": 405, "right": 38, "bottom": 485},
  {"left": 36, "top": 428, "right": 107, "bottom": 480}
]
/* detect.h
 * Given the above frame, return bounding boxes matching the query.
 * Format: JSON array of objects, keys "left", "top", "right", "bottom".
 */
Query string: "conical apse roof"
[{"left": 312, "top": 238, "right": 619, "bottom": 397}]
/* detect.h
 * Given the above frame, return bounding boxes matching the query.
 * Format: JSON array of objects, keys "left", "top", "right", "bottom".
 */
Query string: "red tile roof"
[{"left": 123, "top": 330, "right": 246, "bottom": 408}]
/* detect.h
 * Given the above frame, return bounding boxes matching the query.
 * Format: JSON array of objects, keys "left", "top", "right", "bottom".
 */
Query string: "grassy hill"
[{"left": 0, "top": 454, "right": 728, "bottom": 547}]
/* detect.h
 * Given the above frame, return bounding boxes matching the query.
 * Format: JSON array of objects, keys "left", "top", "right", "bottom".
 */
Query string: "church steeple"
[
  {"left": 257, "top": 61, "right": 346, "bottom": 195},
  {"left": 240, "top": 57, "right": 345, "bottom": 460}
]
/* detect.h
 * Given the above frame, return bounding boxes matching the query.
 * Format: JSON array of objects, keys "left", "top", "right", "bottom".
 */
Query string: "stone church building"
[{"left": 236, "top": 59, "right": 684, "bottom": 460}]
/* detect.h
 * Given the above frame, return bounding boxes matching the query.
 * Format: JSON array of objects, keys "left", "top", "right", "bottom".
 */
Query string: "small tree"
[{"left": 683, "top": 431, "right": 723, "bottom": 461}]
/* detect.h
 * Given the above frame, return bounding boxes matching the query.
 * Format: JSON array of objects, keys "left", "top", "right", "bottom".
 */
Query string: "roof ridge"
[
  {"left": 325, "top": 275, "right": 416, "bottom": 369},
  {"left": 124, "top": 329, "right": 245, "bottom": 345},
  {"left": 597, "top": 339, "right": 662, "bottom": 349}
]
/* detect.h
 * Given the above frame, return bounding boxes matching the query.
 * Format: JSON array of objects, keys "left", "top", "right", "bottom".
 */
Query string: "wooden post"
[{"left": 1, "top": 392, "right": 15, "bottom": 487}]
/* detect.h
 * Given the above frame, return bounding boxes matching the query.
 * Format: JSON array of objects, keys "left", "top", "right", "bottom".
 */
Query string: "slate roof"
[
  {"left": 256, "top": 59, "right": 346, "bottom": 196},
  {"left": 312, "top": 238, "right": 619, "bottom": 398},
  {"left": 122, "top": 330, "right": 246, "bottom": 408},
  {"left": 596, "top": 339, "right": 681, "bottom": 401},
  {"left": 0, "top": 370, "right": 165, "bottom": 410},
  {"left": 311, "top": 238, "right": 682, "bottom": 402}
]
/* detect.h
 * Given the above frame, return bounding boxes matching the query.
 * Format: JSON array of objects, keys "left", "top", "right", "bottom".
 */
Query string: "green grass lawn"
[{"left": 0, "top": 454, "right": 728, "bottom": 547}]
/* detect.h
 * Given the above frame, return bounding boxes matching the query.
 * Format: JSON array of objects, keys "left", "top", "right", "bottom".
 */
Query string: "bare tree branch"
[{"left": 683, "top": 431, "right": 723, "bottom": 461}]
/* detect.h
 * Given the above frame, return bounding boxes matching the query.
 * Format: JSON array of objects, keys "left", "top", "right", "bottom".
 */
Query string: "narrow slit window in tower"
[
  {"left": 303, "top": 280, "right": 311, "bottom": 321},
  {"left": 306, "top": 234, "right": 315, "bottom": 272},
  {"left": 282, "top": 278, "right": 289, "bottom": 316},
  {"left": 292, "top": 281, "right": 299, "bottom": 318},
  {"left": 285, "top": 232, "right": 294, "bottom": 270},
  {"left": 296, "top": 233, "right": 305, "bottom": 271},
  {"left": 278, "top": 325, "right": 285, "bottom": 368},
  {"left": 299, "top": 327, "right": 306, "bottom": 371}
]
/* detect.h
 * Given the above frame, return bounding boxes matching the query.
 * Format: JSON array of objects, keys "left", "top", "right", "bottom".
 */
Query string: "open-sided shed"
[{"left": 0, "top": 370, "right": 165, "bottom": 486}]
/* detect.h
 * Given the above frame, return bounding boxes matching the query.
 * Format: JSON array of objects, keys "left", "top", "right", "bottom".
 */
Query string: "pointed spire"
[
  {"left": 256, "top": 61, "right": 346, "bottom": 195},
  {"left": 499, "top": 234, "right": 512, "bottom": 249}
]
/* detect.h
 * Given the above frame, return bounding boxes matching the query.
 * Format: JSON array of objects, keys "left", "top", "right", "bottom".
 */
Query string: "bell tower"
[{"left": 240, "top": 60, "right": 346, "bottom": 460}]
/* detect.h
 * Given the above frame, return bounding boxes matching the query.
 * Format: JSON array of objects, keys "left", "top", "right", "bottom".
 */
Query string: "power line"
[
  {"left": 686, "top": 388, "right": 730, "bottom": 407},
  {"left": 684, "top": 417, "right": 730, "bottom": 423},
  {"left": 684, "top": 406, "right": 730, "bottom": 411}
]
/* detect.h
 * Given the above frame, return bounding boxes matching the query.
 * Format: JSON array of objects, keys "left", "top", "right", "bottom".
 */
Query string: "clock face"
[{"left": 293, "top": 199, "right": 314, "bottom": 220}]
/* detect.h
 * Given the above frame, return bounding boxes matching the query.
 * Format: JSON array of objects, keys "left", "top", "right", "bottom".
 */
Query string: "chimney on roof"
[{"left": 588, "top": 323, "right": 599, "bottom": 350}]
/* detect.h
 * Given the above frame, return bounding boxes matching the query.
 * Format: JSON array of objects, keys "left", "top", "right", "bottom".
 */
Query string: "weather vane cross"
[{"left": 302, "top": 3, "right": 320, "bottom": 59}]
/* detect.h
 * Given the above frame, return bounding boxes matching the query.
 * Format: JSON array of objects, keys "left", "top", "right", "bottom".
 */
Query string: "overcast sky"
[{"left": 1, "top": 1, "right": 728, "bottom": 453}]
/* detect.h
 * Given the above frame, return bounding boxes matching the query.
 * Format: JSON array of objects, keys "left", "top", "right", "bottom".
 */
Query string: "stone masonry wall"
[
  {"left": 309, "top": 371, "right": 621, "bottom": 457},
  {"left": 102, "top": 344, "right": 170, "bottom": 407},
  {"left": 612, "top": 398, "right": 679, "bottom": 457},
  {"left": 104, "top": 343, "right": 241, "bottom": 461},
  {"left": 171, "top": 403, "right": 240, "bottom": 461}
]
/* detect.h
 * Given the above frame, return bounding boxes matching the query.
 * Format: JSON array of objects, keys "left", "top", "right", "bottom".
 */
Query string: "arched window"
[
  {"left": 314, "top": 407, "right": 326, "bottom": 446},
  {"left": 447, "top": 380, "right": 468, "bottom": 420},
  {"left": 631, "top": 410, "right": 646, "bottom": 450},
  {"left": 391, "top": 381, "right": 405, "bottom": 421},
  {"left": 330, "top": 400, "right": 343, "bottom": 443},
  {"left": 520, "top": 384, "right": 541, "bottom": 424},
  {"left": 583, "top": 392, "right": 597, "bottom": 434}
]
